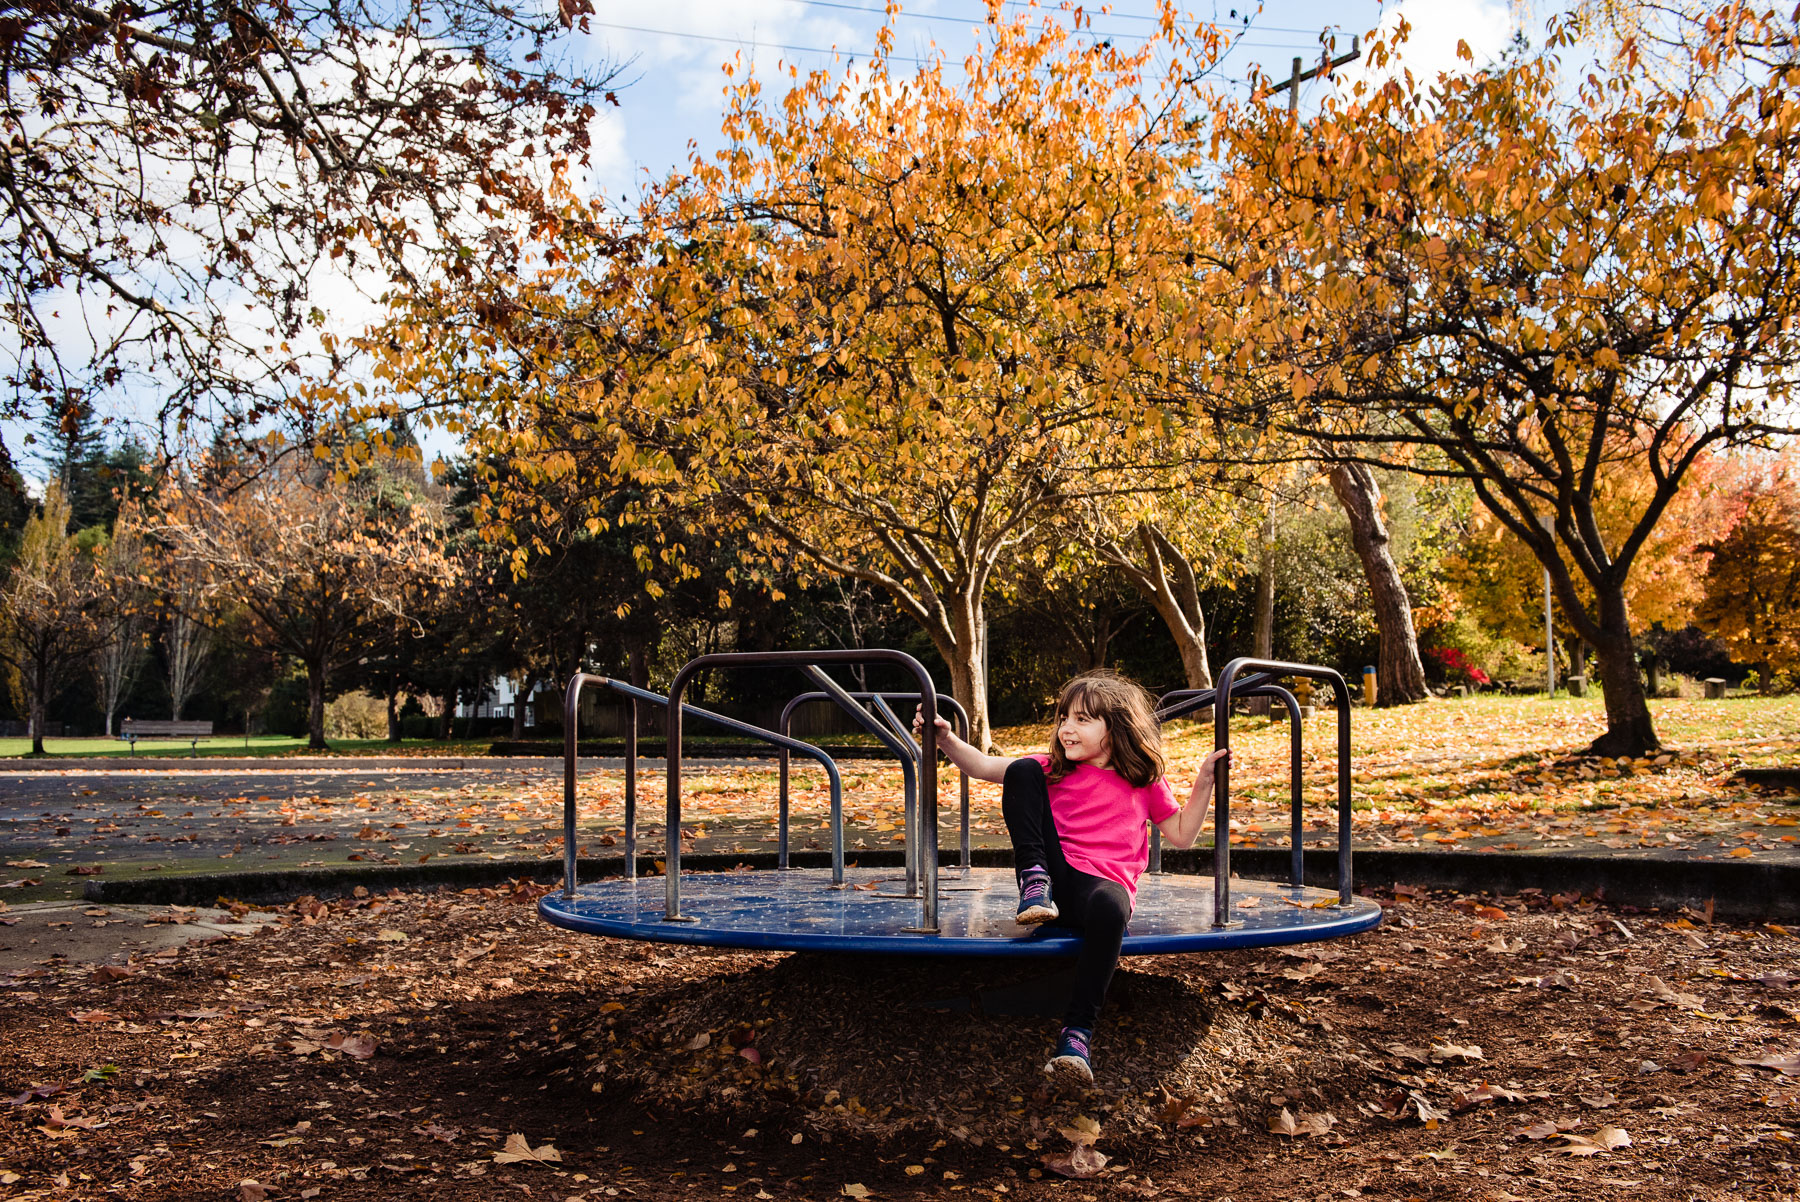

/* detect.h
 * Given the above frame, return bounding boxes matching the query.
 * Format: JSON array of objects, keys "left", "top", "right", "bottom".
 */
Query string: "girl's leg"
[
  {"left": 1000, "top": 757, "right": 1068, "bottom": 876},
  {"left": 1053, "top": 872, "right": 1132, "bottom": 1031}
]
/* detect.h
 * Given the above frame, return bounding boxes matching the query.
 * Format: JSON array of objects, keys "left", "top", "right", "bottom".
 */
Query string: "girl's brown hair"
[{"left": 1045, "top": 669, "right": 1165, "bottom": 788}]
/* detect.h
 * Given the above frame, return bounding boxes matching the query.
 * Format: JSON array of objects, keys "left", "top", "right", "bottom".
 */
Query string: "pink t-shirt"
[{"left": 1030, "top": 754, "right": 1180, "bottom": 903}]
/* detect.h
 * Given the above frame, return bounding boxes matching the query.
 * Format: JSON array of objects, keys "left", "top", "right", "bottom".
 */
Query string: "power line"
[
  {"left": 593, "top": 15, "right": 1341, "bottom": 66},
  {"left": 780, "top": 0, "right": 1354, "bottom": 40}
]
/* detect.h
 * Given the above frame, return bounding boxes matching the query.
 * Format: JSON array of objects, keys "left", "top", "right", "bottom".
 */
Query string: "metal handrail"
[
  {"left": 1153, "top": 684, "right": 1304, "bottom": 888},
  {"left": 1153, "top": 672, "right": 1276, "bottom": 720},
  {"left": 1211, "top": 658, "right": 1354, "bottom": 928},
  {"left": 801, "top": 669, "right": 921, "bottom": 897},
  {"left": 777, "top": 691, "right": 973, "bottom": 868},
  {"left": 561, "top": 674, "right": 847, "bottom": 899},
  {"left": 666, "top": 650, "right": 942, "bottom": 930}
]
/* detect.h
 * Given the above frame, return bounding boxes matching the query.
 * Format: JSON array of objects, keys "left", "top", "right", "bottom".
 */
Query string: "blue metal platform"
[{"left": 538, "top": 867, "right": 1383, "bottom": 957}]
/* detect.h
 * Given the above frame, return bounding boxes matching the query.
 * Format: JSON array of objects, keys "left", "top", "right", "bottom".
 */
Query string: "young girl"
[{"left": 916, "top": 669, "right": 1228, "bottom": 1084}]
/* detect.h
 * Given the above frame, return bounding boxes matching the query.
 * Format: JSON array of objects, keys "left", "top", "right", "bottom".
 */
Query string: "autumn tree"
[
  {"left": 0, "top": 484, "right": 119, "bottom": 752},
  {"left": 1696, "top": 454, "right": 1800, "bottom": 691},
  {"left": 157, "top": 450, "right": 456, "bottom": 749},
  {"left": 1445, "top": 450, "right": 1724, "bottom": 674},
  {"left": 373, "top": 8, "right": 1237, "bottom": 747},
  {"left": 2, "top": 0, "right": 621, "bottom": 434},
  {"left": 1218, "top": 5, "right": 1800, "bottom": 754}
]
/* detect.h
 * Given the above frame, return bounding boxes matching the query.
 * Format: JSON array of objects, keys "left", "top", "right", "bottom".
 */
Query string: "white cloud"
[{"left": 1333, "top": 0, "right": 1516, "bottom": 97}]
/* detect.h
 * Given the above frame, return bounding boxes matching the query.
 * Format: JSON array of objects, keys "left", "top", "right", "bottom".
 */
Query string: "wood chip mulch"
[{"left": 0, "top": 878, "right": 1796, "bottom": 1200}]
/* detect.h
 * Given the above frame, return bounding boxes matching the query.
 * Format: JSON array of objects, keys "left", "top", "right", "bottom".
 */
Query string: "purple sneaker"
[
  {"left": 1045, "top": 1026, "right": 1094, "bottom": 1083},
  {"left": 1016, "top": 870, "right": 1058, "bottom": 924}
]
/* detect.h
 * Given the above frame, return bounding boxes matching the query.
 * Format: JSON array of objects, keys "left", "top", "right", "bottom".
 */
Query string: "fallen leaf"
[
  {"left": 1057, "top": 1115, "right": 1102, "bottom": 1146},
  {"left": 841, "top": 1185, "right": 872, "bottom": 1199},
  {"left": 492, "top": 1133, "right": 561, "bottom": 1165},
  {"left": 1041, "top": 1144, "right": 1109, "bottom": 1179},
  {"left": 1452, "top": 1082, "right": 1523, "bottom": 1112},
  {"left": 239, "top": 1182, "right": 272, "bottom": 1201},
  {"left": 1732, "top": 1054, "right": 1800, "bottom": 1075},
  {"left": 1431, "top": 1042, "right": 1485, "bottom": 1062}
]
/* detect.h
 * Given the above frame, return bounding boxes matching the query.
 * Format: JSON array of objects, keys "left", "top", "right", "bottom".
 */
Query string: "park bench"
[{"left": 118, "top": 719, "right": 214, "bottom": 754}]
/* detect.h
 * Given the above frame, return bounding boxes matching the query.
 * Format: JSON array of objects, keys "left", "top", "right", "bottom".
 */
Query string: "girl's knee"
[
  {"left": 1092, "top": 885, "right": 1131, "bottom": 933},
  {"left": 1003, "top": 756, "right": 1046, "bottom": 789}
]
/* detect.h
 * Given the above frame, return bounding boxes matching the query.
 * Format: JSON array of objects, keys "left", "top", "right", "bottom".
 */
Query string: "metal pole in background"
[{"left": 1539, "top": 514, "right": 1556, "bottom": 695}]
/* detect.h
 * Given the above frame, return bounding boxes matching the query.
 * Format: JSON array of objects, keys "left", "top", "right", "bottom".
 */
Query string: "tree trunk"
[
  {"left": 387, "top": 690, "right": 402, "bottom": 742},
  {"left": 437, "top": 690, "right": 454, "bottom": 740},
  {"left": 29, "top": 693, "right": 46, "bottom": 756},
  {"left": 628, "top": 639, "right": 651, "bottom": 730},
  {"left": 1329, "top": 462, "right": 1429, "bottom": 705},
  {"left": 1247, "top": 511, "right": 1276, "bottom": 715},
  {"left": 306, "top": 660, "right": 329, "bottom": 750},
  {"left": 1084, "top": 612, "right": 1112, "bottom": 673},
  {"left": 1586, "top": 588, "right": 1660, "bottom": 757},
  {"left": 1140, "top": 522, "right": 1212, "bottom": 689},
  {"left": 928, "top": 595, "right": 990, "bottom": 751},
  {"left": 511, "top": 680, "right": 528, "bottom": 740}
]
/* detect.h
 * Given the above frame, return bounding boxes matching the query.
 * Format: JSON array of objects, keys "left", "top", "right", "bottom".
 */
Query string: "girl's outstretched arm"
[
  {"left": 1157, "top": 748, "right": 1231, "bottom": 849},
  {"left": 912, "top": 708, "right": 1017, "bottom": 784}
]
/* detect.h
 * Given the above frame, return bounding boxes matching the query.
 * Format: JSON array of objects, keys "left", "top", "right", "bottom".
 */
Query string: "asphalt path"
[{"left": 0, "top": 760, "right": 795, "bottom": 902}]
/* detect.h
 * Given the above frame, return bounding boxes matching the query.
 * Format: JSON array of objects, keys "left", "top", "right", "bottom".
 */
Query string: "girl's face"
[{"left": 1057, "top": 701, "right": 1112, "bottom": 768}]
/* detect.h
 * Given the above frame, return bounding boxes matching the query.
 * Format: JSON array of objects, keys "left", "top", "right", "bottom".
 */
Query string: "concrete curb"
[
  {"left": 82, "top": 846, "right": 1800, "bottom": 920},
  {"left": 0, "top": 756, "right": 499, "bottom": 772}
]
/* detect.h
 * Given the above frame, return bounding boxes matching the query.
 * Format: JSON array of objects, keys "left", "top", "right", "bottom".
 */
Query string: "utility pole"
[{"left": 1264, "top": 35, "right": 1361, "bottom": 116}]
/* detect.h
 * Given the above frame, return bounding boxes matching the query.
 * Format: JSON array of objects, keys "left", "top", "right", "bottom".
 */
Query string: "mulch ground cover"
[{"left": 2, "top": 877, "right": 1798, "bottom": 1201}]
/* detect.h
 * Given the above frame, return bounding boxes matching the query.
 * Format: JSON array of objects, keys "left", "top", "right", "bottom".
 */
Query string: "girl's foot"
[
  {"left": 1044, "top": 1026, "right": 1094, "bottom": 1084},
  {"left": 1016, "top": 869, "right": 1058, "bottom": 924}
]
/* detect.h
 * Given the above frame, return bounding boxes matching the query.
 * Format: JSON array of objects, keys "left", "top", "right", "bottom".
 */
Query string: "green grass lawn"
[{"left": 0, "top": 734, "right": 501, "bottom": 759}]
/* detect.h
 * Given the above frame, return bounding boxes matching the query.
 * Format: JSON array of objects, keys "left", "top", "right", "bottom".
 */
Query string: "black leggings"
[{"left": 1001, "top": 757, "right": 1132, "bottom": 1031}]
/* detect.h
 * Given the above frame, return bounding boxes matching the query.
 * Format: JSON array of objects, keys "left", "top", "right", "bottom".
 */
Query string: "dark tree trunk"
[
  {"left": 1329, "top": 462, "right": 1429, "bottom": 705},
  {"left": 1247, "top": 512, "right": 1276, "bottom": 715},
  {"left": 510, "top": 674, "right": 538, "bottom": 739},
  {"left": 387, "top": 690, "right": 402, "bottom": 743},
  {"left": 1586, "top": 589, "right": 1660, "bottom": 757},
  {"left": 628, "top": 640, "right": 650, "bottom": 729},
  {"left": 305, "top": 661, "right": 329, "bottom": 750},
  {"left": 29, "top": 693, "right": 46, "bottom": 756},
  {"left": 438, "top": 691, "right": 454, "bottom": 740}
]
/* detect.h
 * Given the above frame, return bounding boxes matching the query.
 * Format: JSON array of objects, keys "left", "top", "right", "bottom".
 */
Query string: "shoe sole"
[
  {"left": 1044, "top": 1054, "right": 1094, "bottom": 1084},
  {"left": 1015, "top": 904, "right": 1059, "bottom": 925}
]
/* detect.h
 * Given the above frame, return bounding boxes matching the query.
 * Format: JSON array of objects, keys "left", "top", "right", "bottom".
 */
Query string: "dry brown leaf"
[
  {"left": 1733, "top": 1054, "right": 1800, "bottom": 1075},
  {"left": 1042, "top": 1144, "right": 1109, "bottom": 1179},
  {"left": 1431, "top": 1042, "right": 1485, "bottom": 1062},
  {"left": 492, "top": 1133, "right": 561, "bottom": 1165}
]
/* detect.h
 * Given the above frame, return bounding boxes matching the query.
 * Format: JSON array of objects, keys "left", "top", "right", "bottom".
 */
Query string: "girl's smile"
[{"left": 1057, "top": 705, "right": 1112, "bottom": 769}]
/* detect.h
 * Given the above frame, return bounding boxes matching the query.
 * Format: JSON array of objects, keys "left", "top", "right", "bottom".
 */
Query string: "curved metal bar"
[
  {"left": 666, "top": 650, "right": 940, "bottom": 929},
  {"left": 802, "top": 668, "right": 920, "bottom": 897},
  {"left": 868, "top": 693, "right": 932, "bottom": 883},
  {"left": 595, "top": 677, "right": 847, "bottom": 892},
  {"left": 563, "top": 673, "right": 605, "bottom": 898},
  {"left": 1153, "top": 672, "right": 1276, "bottom": 723},
  {"left": 1148, "top": 682, "right": 1299, "bottom": 877},
  {"left": 1213, "top": 658, "right": 1353, "bottom": 928},
  {"left": 777, "top": 691, "right": 973, "bottom": 866}
]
